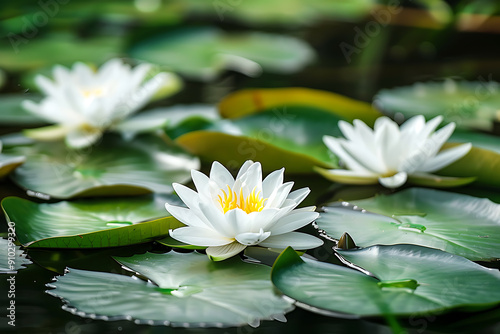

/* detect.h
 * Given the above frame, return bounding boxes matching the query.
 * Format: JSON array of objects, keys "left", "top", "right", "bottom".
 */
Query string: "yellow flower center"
[
  {"left": 217, "top": 186, "right": 267, "bottom": 214},
  {"left": 82, "top": 88, "right": 104, "bottom": 98}
]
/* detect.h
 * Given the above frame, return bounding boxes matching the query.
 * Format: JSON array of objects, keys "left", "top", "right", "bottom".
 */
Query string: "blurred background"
[
  {"left": 1, "top": 1, "right": 500, "bottom": 333},
  {"left": 2, "top": 0, "right": 500, "bottom": 105}
]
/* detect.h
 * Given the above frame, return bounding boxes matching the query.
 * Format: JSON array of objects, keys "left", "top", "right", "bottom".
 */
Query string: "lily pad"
[
  {"left": 0, "top": 33, "right": 122, "bottom": 72},
  {"left": 374, "top": 79, "right": 500, "bottom": 131},
  {"left": 271, "top": 245, "right": 500, "bottom": 317},
  {"left": 316, "top": 187, "right": 500, "bottom": 261},
  {"left": 218, "top": 87, "right": 382, "bottom": 125},
  {"left": 114, "top": 104, "right": 219, "bottom": 139},
  {"left": 47, "top": 251, "right": 294, "bottom": 327},
  {"left": 0, "top": 94, "right": 47, "bottom": 126},
  {"left": 438, "top": 141, "right": 500, "bottom": 188},
  {"left": 129, "top": 27, "right": 314, "bottom": 81},
  {"left": 174, "top": 106, "right": 341, "bottom": 173},
  {"left": 1, "top": 195, "right": 183, "bottom": 248},
  {"left": 3, "top": 134, "right": 199, "bottom": 199},
  {"left": 450, "top": 131, "right": 500, "bottom": 154},
  {"left": 0, "top": 238, "right": 31, "bottom": 273}
]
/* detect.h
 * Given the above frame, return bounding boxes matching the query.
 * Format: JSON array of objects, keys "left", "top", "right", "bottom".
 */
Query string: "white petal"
[
  {"left": 418, "top": 143, "right": 472, "bottom": 173},
  {"left": 206, "top": 242, "right": 247, "bottom": 261},
  {"left": 286, "top": 187, "right": 310, "bottom": 205},
  {"left": 268, "top": 211, "right": 319, "bottom": 235},
  {"left": 235, "top": 228, "right": 271, "bottom": 246},
  {"left": 258, "top": 232, "right": 323, "bottom": 249},
  {"left": 209, "top": 161, "right": 235, "bottom": 188},
  {"left": 262, "top": 168, "right": 284, "bottom": 198},
  {"left": 170, "top": 226, "right": 232, "bottom": 247},
  {"left": 172, "top": 183, "right": 200, "bottom": 210},
  {"left": 237, "top": 161, "right": 262, "bottom": 196},
  {"left": 65, "top": 127, "right": 102, "bottom": 149},
  {"left": 248, "top": 208, "right": 280, "bottom": 231},
  {"left": 374, "top": 118, "right": 401, "bottom": 171},
  {"left": 191, "top": 169, "right": 211, "bottom": 194},
  {"left": 164, "top": 204, "right": 206, "bottom": 228},
  {"left": 265, "top": 182, "right": 294, "bottom": 208},
  {"left": 378, "top": 172, "right": 408, "bottom": 188},
  {"left": 224, "top": 208, "right": 251, "bottom": 236},
  {"left": 199, "top": 202, "right": 229, "bottom": 236},
  {"left": 323, "top": 136, "right": 373, "bottom": 173},
  {"left": 235, "top": 160, "right": 255, "bottom": 179}
]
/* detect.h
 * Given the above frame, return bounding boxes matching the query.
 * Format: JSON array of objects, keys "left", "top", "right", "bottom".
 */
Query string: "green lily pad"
[
  {"left": 47, "top": 252, "right": 293, "bottom": 327},
  {"left": 374, "top": 79, "right": 500, "bottom": 131},
  {"left": 0, "top": 33, "right": 122, "bottom": 72},
  {"left": 1, "top": 195, "right": 183, "bottom": 248},
  {"left": 438, "top": 141, "right": 500, "bottom": 188},
  {"left": 205, "top": 0, "right": 375, "bottom": 26},
  {"left": 3, "top": 134, "right": 199, "bottom": 199},
  {"left": 0, "top": 238, "right": 31, "bottom": 273},
  {"left": 114, "top": 104, "right": 219, "bottom": 139},
  {"left": 316, "top": 187, "right": 500, "bottom": 261},
  {"left": 129, "top": 27, "right": 314, "bottom": 81},
  {"left": 0, "top": 154, "right": 25, "bottom": 179},
  {"left": 450, "top": 131, "right": 500, "bottom": 154},
  {"left": 0, "top": 94, "right": 47, "bottom": 126},
  {"left": 218, "top": 87, "right": 382, "bottom": 125},
  {"left": 174, "top": 106, "right": 341, "bottom": 173},
  {"left": 271, "top": 245, "right": 500, "bottom": 317}
]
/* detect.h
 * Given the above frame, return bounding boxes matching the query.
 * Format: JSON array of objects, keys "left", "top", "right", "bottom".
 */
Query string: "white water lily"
[
  {"left": 166, "top": 161, "right": 323, "bottom": 261},
  {"left": 22, "top": 59, "right": 181, "bottom": 148},
  {"left": 317, "top": 115, "right": 472, "bottom": 188}
]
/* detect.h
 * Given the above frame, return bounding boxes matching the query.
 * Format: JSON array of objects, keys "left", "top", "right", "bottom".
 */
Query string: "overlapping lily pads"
[
  {"left": 3, "top": 134, "right": 199, "bottom": 199},
  {"left": 271, "top": 245, "right": 500, "bottom": 317},
  {"left": 1, "top": 194, "right": 183, "bottom": 248},
  {"left": 316, "top": 188, "right": 500, "bottom": 261},
  {"left": 47, "top": 251, "right": 293, "bottom": 327},
  {"left": 374, "top": 79, "right": 500, "bottom": 130},
  {"left": 174, "top": 106, "right": 341, "bottom": 173},
  {"left": 0, "top": 238, "right": 31, "bottom": 273},
  {"left": 129, "top": 27, "right": 314, "bottom": 81}
]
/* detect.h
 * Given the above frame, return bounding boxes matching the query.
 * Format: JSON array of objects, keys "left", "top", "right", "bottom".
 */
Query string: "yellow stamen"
[
  {"left": 217, "top": 185, "right": 267, "bottom": 214},
  {"left": 82, "top": 88, "right": 104, "bottom": 98}
]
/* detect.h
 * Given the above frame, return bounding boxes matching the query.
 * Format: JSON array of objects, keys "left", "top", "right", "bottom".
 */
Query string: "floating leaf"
[
  {"left": 0, "top": 94, "right": 46, "bottom": 126},
  {"left": 219, "top": 87, "right": 381, "bottom": 125},
  {"left": 450, "top": 131, "right": 500, "bottom": 154},
  {"left": 0, "top": 238, "right": 31, "bottom": 273},
  {"left": 129, "top": 27, "right": 314, "bottom": 81},
  {"left": 438, "top": 141, "right": 500, "bottom": 188},
  {"left": 374, "top": 79, "right": 500, "bottom": 131},
  {"left": 271, "top": 245, "right": 500, "bottom": 317},
  {"left": 1, "top": 195, "right": 183, "bottom": 248},
  {"left": 316, "top": 188, "right": 500, "bottom": 261},
  {"left": 175, "top": 107, "right": 340, "bottom": 173},
  {"left": 0, "top": 154, "right": 25, "bottom": 179},
  {"left": 114, "top": 104, "right": 219, "bottom": 139},
  {"left": 3, "top": 134, "right": 199, "bottom": 199},
  {"left": 0, "top": 33, "right": 122, "bottom": 72},
  {"left": 47, "top": 252, "right": 293, "bottom": 327}
]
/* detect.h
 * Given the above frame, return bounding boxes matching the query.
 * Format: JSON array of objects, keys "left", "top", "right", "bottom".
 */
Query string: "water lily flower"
[
  {"left": 317, "top": 116, "right": 472, "bottom": 188},
  {"left": 22, "top": 59, "right": 181, "bottom": 149},
  {"left": 166, "top": 161, "right": 323, "bottom": 261}
]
